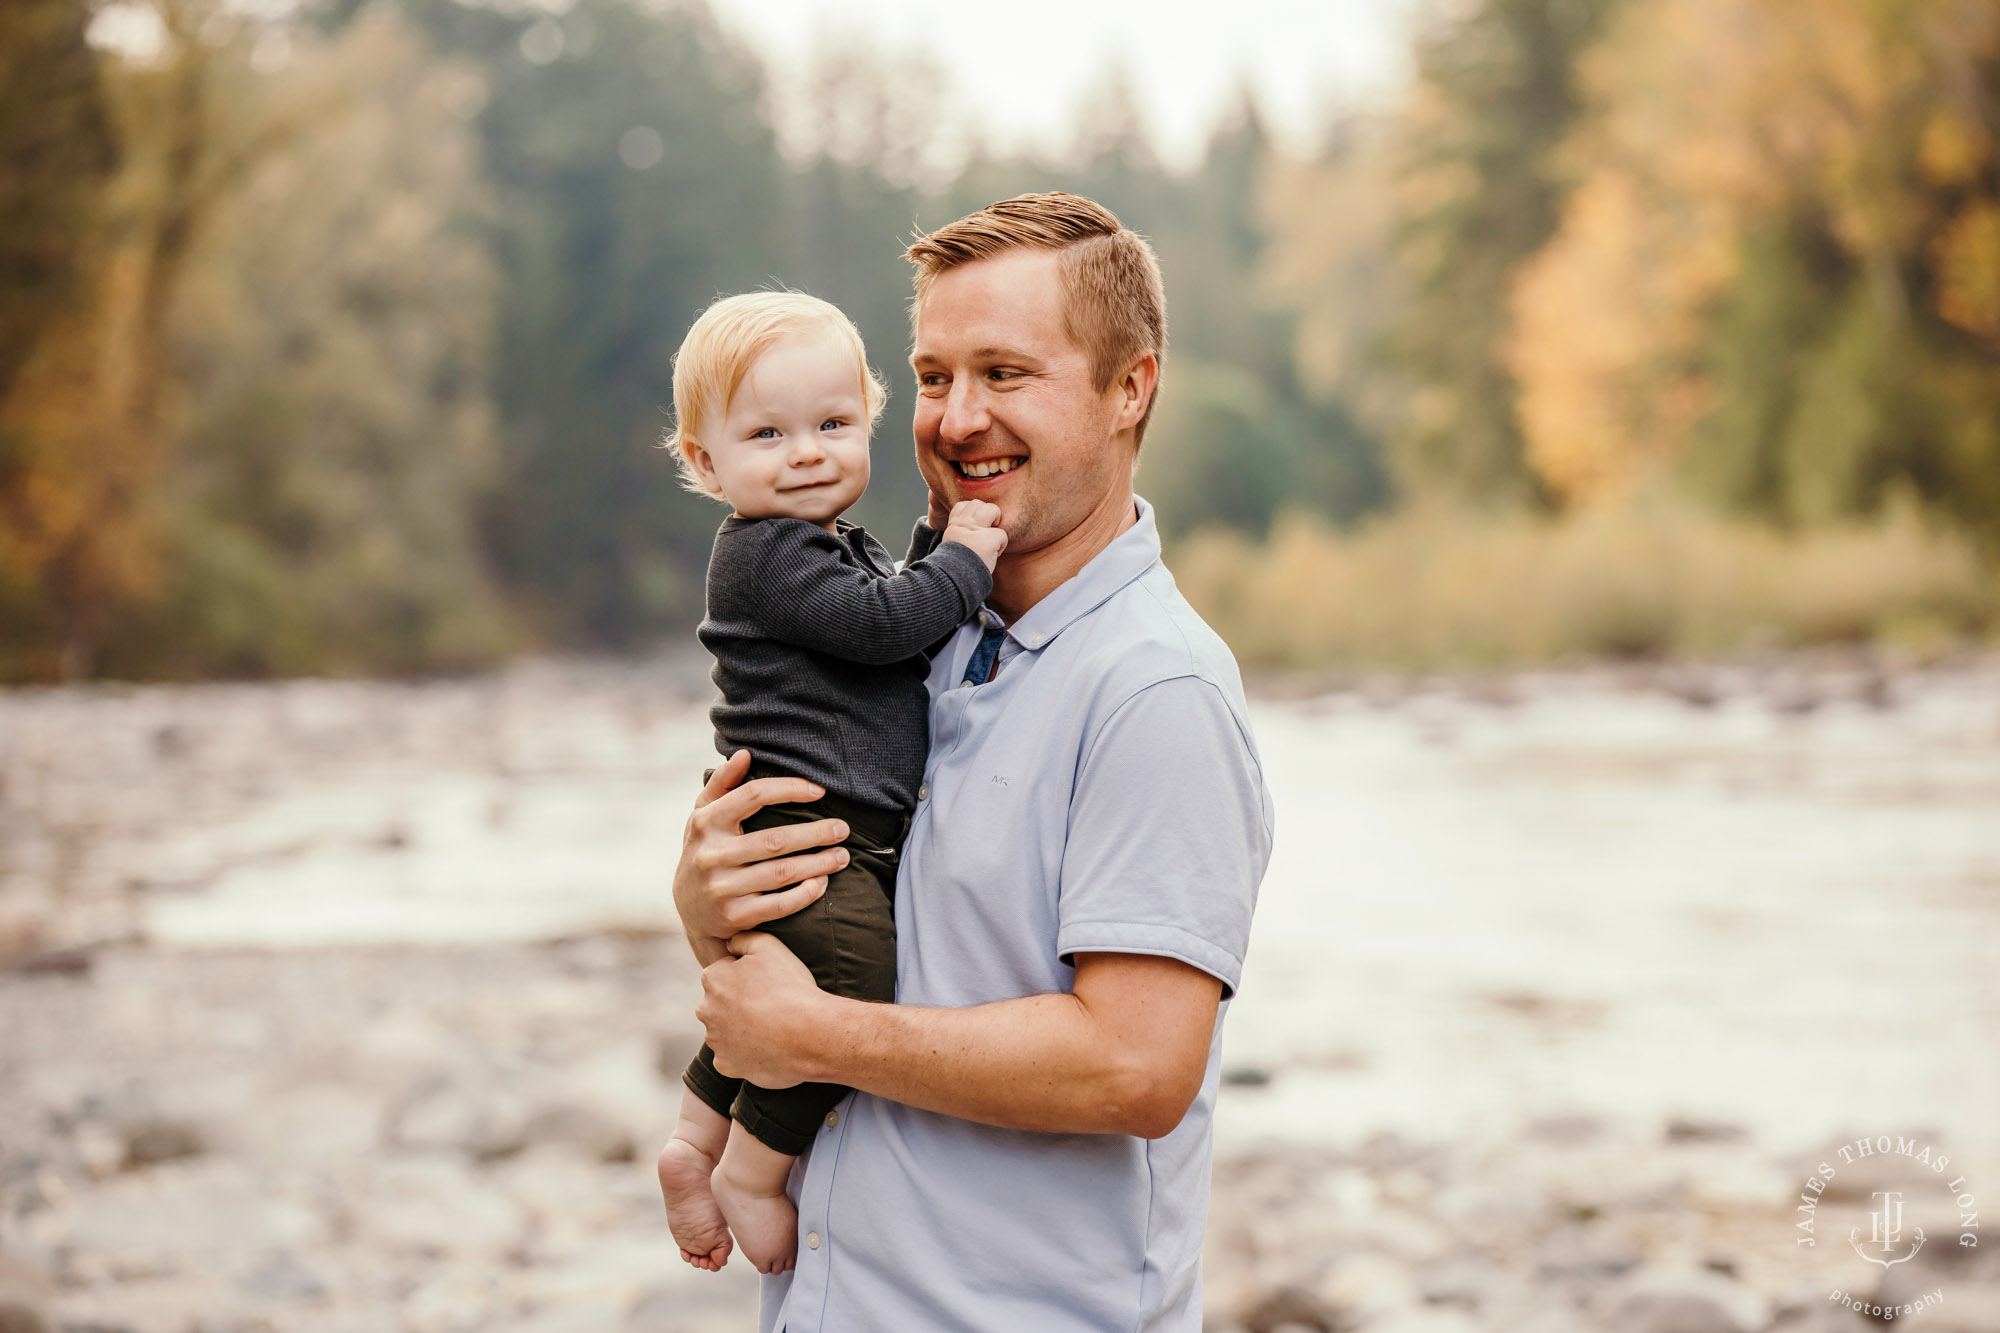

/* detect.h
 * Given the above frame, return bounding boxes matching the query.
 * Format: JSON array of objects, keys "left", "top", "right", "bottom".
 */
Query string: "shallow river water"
[{"left": 25, "top": 660, "right": 1993, "bottom": 1158}]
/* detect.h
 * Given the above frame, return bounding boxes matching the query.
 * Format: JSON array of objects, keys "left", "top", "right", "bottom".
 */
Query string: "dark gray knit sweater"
[{"left": 698, "top": 514, "right": 988, "bottom": 813}]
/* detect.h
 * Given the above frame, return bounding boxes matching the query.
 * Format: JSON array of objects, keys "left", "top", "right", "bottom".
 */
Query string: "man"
[{"left": 668, "top": 192, "right": 1273, "bottom": 1331}]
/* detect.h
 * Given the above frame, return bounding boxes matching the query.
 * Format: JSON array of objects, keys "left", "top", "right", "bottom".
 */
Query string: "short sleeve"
[{"left": 1055, "top": 675, "right": 1273, "bottom": 1000}]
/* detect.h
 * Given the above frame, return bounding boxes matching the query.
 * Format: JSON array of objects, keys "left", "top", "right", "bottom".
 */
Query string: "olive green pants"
[{"left": 682, "top": 766, "right": 903, "bottom": 1156}]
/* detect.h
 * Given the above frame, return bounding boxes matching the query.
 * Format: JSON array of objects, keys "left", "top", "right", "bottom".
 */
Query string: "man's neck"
[{"left": 986, "top": 481, "right": 1138, "bottom": 624}]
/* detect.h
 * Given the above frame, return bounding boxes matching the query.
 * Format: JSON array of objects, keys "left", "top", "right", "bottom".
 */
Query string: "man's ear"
[{"left": 1111, "top": 351, "right": 1160, "bottom": 434}]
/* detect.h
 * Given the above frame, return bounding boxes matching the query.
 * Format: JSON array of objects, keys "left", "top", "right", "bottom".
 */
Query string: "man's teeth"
[{"left": 959, "top": 458, "right": 1021, "bottom": 479}]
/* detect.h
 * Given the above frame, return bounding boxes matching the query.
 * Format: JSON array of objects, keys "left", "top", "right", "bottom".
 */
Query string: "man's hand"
[
  {"left": 673, "top": 751, "right": 851, "bottom": 966},
  {"left": 697, "top": 931, "right": 829, "bottom": 1088},
  {"left": 942, "top": 499, "right": 1007, "bottom": 570}
]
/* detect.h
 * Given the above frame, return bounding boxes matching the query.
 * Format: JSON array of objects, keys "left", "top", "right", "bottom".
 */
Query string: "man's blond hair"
[
  {"left": 664, "top": 291, "right": 888, "bottom": 498},
  {"left": 905, "top": 192, "right": 1168, "bottom": 444}
]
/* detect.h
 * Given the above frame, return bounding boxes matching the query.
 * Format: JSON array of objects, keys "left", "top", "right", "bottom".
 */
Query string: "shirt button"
[
  {"left": 807, "top": 1231, "right": 821, "bottom": 1250},
  {"left": 824, "top": 1110, "right": 839, "bottom": 1128},
  {"left": 917, "top": 784, "right": 929, "bottom": 801}
]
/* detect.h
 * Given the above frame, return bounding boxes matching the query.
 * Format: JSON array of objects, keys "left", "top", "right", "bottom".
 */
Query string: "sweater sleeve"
[
  {"left": 904, "top": 517, "right": 945, "bottom": 568},
  {"left": 729, "top": 519, "right": 990, "bottom": 665}
]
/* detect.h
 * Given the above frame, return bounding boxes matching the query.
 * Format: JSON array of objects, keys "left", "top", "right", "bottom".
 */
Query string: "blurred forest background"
[{"left": 2, "top": 0, "right": 1996, "bottom": 682}]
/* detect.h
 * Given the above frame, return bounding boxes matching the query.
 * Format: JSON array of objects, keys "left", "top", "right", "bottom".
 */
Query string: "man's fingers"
[
  {"left": 725, "top": 929, "right": 778, "bottom": 957},
  {"left": 707, "top": 815, "right": 847, "bottom": 875},
  {"left": 703, "top": 775, "right": 828, "bottom": 833},
  {"left": 736, "top": 846, "right": 845, "bottom": 894},
  {"left": 721, "top": 872, "right": 832, "bottom": 930},
  {"left": 694, "top": 750, "right": 751, "bottom": 810}
]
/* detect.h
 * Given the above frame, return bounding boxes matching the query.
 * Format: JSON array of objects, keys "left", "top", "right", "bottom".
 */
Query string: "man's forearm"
[
  {"left": 801, "top": 986, "right": 1194, "bottom": 1138},
  {"left": 700, "top": 945, "right": 1222, "bottom": 1138}
]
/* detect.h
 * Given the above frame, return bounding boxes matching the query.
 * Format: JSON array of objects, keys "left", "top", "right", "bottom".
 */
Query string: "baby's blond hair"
[{"left": 664, "top": 291, "right": 888, "bottom": 498}]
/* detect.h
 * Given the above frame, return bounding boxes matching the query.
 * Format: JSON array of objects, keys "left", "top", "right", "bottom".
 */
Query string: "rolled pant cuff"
[
  {"left": 732, "top": 1098, "right": 821, "bottom": 1157},
  {"left": 682, "top": 1059, "right": 736, "bottom": 1122}
]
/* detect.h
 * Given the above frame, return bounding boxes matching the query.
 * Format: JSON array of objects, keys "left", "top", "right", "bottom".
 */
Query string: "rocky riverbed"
[{"left": 2, "top": 655, "right": 1997, "bottom": 1332}]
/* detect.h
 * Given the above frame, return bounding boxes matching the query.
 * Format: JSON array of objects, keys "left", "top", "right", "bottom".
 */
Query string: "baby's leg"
[
  {"left": 656, "top": 1089, "right": 734, "bottom": 1271},
  {"left": 710, "top": 1123, "right": 800, "bottom": 1275}
]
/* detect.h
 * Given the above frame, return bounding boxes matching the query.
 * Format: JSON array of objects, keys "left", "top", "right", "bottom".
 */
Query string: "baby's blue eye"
[
  {"left": 820, "top": 418, "right": 845, "bottom": 432},
  {"left": 753, "top": 427, "right": 778, "bottom": 440}
]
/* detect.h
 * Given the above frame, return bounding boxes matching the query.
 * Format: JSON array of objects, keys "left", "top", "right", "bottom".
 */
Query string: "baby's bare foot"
[
  {"left": 712, "top": 1158, "right": 799, "bottom": 1275},
  {"left": 657, "top": 1138, "right": 733, "bottom": 1271}
]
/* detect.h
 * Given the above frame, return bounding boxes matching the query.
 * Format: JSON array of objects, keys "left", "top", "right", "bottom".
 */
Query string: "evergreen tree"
[
  {"left": 399, "top": 0, "right": 793, "bottom": 645},
  {"left": 1388, "top": 0, "right": 1622, "bottom": 505}
]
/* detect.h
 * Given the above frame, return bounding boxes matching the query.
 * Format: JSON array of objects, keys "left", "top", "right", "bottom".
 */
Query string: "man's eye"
[
  {"left": 919, "top": 374, "right": 947, "bottom": 389},
  {"left": 988, "top": 368, "right": 1017, "bottom": 381}
]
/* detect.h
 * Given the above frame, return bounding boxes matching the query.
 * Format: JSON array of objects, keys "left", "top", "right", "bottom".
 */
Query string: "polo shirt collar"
[{"left": 986, "top": 495, "right": 1162, "bottom": 653}]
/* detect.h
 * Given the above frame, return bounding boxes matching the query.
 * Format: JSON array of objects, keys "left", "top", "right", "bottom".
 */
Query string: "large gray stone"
[
  {"left": 514, "top": 1102, "right": 637, "bottom": 1165},
  {"left": 1594, "top": 1267, "right": 1772, "bottom": 1333},
  {"left": 351, "top": 1158, "right": 528, "bottom": 1257}
]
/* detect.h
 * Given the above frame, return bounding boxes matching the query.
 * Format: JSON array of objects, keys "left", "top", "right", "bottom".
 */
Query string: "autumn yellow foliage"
[
  {"left": 1507, "top": 0, "right": 2000, "bottom": 506},
  {"left": 1171, "top": 496, "right": 1992, "bottom": 671}
]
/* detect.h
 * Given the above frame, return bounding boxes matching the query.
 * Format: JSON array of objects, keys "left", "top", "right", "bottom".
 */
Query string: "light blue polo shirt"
[{"left": 761, "top": 497, "right": 1274, "bottom": 1332}]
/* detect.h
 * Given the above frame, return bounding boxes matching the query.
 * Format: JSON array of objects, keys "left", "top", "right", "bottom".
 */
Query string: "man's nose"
[{"left": 937, "top": 381, "right": 991, "bottom": 443}]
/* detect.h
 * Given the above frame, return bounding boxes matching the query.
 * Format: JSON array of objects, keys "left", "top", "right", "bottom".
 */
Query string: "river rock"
[
  {"left": 1416, "top": 1255, "right": 1507, "bottom": 1310},
  {"left": 354, "top": 1157, "right": 528, "bottom": 1257},
  {"left": 495, "top": 1143, "right": 652, "bottom": 1253},
  {"left": 1594, "top": 1266, "right": 1772, "bottom": 1333},
  {"left": 1238, "top": 1283, "right": 1344, "bottom": 1333},
  {"left": 120, "top": 1114, "right": 206, "bottom": 1170},
  {"left": 385, "top": 1075, "right": 532, "bottom": 1161},
  {"left": 516, "top": 1102, "right": 637, "bottom": 1164},
  {"left": 1366, "top": 1206, "right": 1457, "bottom": 1265},
  {"left": 1534, "top": 1222, "right": 1642, "bottom": 1283},
  {"left": 1663, "top": 1117, "right": 1747, "bottom": 1145},
  {"left": 236, "top": 1249, "right": 328, "bottom": 1302},
  {"left": 23, "top": 1159, "right": 324, "bottom": 1282},
  {"left": 226, "top": 1080, "right": 382, "bottom": 1162},
  {"left": 1313, "top": 1251, "right": 1420, "bottom": 1322}
]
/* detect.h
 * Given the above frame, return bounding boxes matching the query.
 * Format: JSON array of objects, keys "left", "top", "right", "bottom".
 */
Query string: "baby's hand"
[{"left": 943, "top": 500, "right": 1007, "bottom": 571}]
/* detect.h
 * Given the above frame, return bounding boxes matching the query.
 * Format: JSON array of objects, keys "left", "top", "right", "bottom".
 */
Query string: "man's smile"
[{"left": 952, "top": 457, "right": 1023, "bottom": 480}]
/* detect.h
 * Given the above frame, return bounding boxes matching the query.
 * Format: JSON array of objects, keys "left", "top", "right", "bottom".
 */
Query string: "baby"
[{"left": 654, "top": 291, "right": 1005, "bottom": 1274}]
